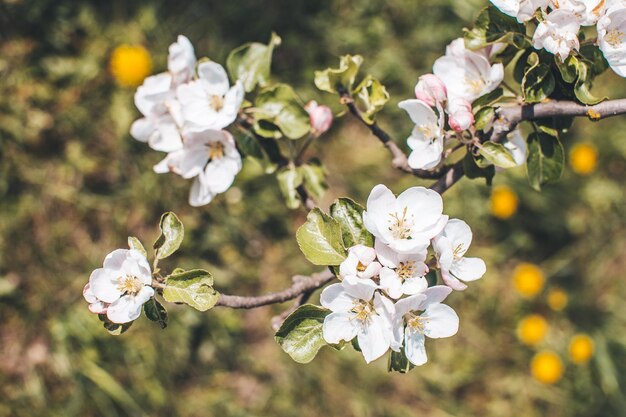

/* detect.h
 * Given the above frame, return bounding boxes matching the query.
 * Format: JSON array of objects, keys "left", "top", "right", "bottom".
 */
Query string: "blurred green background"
[{"left": 1, "top": 0, "right": 625, "bottom": 416}]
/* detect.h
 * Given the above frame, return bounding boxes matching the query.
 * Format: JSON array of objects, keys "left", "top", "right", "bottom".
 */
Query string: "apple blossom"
[
  {"left": 414, "top": 74, "right": 448, "bottom": 107},
  {"left": 321, "top": 283, "right": 395, "bottom": 363},
  {"left": 177, "top": 61, "right": 244, "bottom": 131},
  {"left": 433, "top": 219, "right": 486, "bottom": 291},
  {"left": 532, "top": 9, "right": 581, "bottom": 61},
  {"left": 154, "top": 129, "right": 242, "bottom": 207},
  {"left": 391, "top": 286, "right": 459, "bottom": 366},
  {"left": 362, "top": 184, "right": 448, "bottom": 254},
  {"left": 433, "top": 38, "right": 504, "bottom": 102},
  {"left": 598, "top": 5, "right": 626, "bottom": 77},
  {"left": 305, "top": 100, "right": 333, "bottom": 134},
  {"left": 375, "top": 240, "right": 428, "bottom": 299},
  {"left": 550, "top": 0, "right": 606, "bottom": 26},
  {"left": 168, "top": 35, "right": 197, "bottom": 85},
  {"left": 398, "top": 99, "right": 444, "bottom": 170},
  {"left": 447, "top": 97, "right": 475, "bottom": 132},
  {"left": 87, "top": 249, "right": 155, "bottom": 324},
  {"left": 490, "top": 0, "right": 549, "bottom": 22}
]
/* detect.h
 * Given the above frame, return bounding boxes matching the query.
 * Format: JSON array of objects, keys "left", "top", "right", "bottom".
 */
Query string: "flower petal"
[
  {"left": 450, "top": 257, "right": 487, "bottom": 282},
  {"left": 89, "top": 268, "right": 121, "bottom": 303},
  {"left": 320, "top": 283, "right": 355, "bottom": 312},
  {"left": 342, "top": 276, "right": 377, "bottom": 301},
  {"left": 422, "top": 303, "right": 459, "bottom": 338},
  {"left": 357, "top": 314, "right": 391, "bottom": 363},
  {"left": 404, "top": 330, "right": 428, "bottom": 366},
  {"left": 323, "top": 312, "right": 358, "bottom": 344}
]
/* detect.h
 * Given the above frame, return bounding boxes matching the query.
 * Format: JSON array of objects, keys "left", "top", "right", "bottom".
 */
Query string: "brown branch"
[{"left": 215, "top": 269, "right": 335, "bottom": 309}]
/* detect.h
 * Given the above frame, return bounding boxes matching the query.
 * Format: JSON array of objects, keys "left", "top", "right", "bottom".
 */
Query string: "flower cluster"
[
  {"left": 491, "top": 0, "right": 626, "bottom": 75},
  {"left": 321, "top": 184, "right": 486, "bottom": 364},
  {"left": 130, "top": 35, "right": 244, "bottom": 206},
  {"left": 398, "top": 39, "right": 526, "bottom": 170}
]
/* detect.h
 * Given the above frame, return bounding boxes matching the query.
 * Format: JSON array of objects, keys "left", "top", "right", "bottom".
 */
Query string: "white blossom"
[
  {"left": 375, "top": 240, "right": 428, "bottom": 299},
  {"left": 168, "top": 35, "right": 197, "bottom": 85},
  {"left": 363, "top": 184, "right": 448, "bottom": 254},
  {"left": 433, "top": 38, "right": 504, "bottom": 103},
  {"left": 398, "top": 99, "right": 445, "bottom": 170},
  {"left": 447, "top": 97, "right": 475, "bottom": 132},
  {"left": 532, "top": 9, "right": 581, "bottom": 61},
  {"left": 414, "top": 74, "right": 448, "bottom": 107},
  {"left": 490, "top": 0, "right": 549, "bottom": 22},
  {"left": 154, "top": 129, "right": 242, "bottom": 207},
  {"left": 87, "top": 249, "right": 154, "bottom": 324},
  {"left": 321, "top": 283, "right": 395, "bottom": 363},
  {"left": 433, "top": 219, "right": 486, "bottom": 291},
  {"left": 550, "top": 0, "right": 606, "bottom": 26},
  {"left": 598, "top": 5, "right": 626, "bottom": 77},
  {"left": 391, "top": 286, "right": 459, "bottom": 366},
  {"left": 177, "top": 61, "right": 244, "bottom": 131}
]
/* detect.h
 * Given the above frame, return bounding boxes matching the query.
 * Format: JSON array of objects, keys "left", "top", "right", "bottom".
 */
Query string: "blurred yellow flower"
[
  {"left": 569, "top": 334, "right": 594, "bottom": 364},
  {"left": 513, "top": 263, "right": 545, "bottom": 298},
  {"left": 109, "top": 44, "right": 152, "bottom": 87},
  {"left": 490, "top": 185, "right": 518, "bottom": 219},
  {"left": 569, "top": 143, "right": 598, "bottom": 175},
  {"left": 531, "top": 351, "right": 564, "bottom": 384},
  {"left": 517, "top": 314, "right": 548, "bottom": 346},
  {"left": 547, "top": 287, "right": 568, "bottom": 311}
]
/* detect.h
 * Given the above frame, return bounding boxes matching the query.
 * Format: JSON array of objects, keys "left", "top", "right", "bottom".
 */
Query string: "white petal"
[
  {"left": 421, "top": 285, "right": 453, "bottom": 309},
  {"left": 83, "top": 283, "right": 98, "bottom": 304},
  {"left": 197, "top": 61, "right": 230, "bottom": 96},
  {"left": 349, "top": 244, "right": 377, "bottom": 264},
  {"left": 404, "top": 330, "right": 428, "bottom": 366},
  {"left": 130, "top": 118, "right": 154, "bottom": 142},
  {"left": 150, "top": 120, "right": 183, "bottom": 153},
  {"left": 407, "top": 136, "right": 443, "bottom": 170},
  {"left": 106, "top": 287, "right": 154, "bottom": 324},
  {"left": 357, "top": 315, "right": 391, "bottom": 363},
  {"left": 422, "top": 303, "right": 459, "bottom": 339},
  {"left": 398, "top": 99, "right": 438, "bottom": 125},
  {"left": 379, "top": 267, "right": 403, "bottom": 299},
  {"left": 394, "top": 293, "right": 427, "bottom": 317},
  {"left": 339, "top": 253, "right": 359, "bottom": 278},
  {"left": 323, "top": 312, "right": 358, "bottom": 344},
  {"left": 89, "top": 268, "right": 121, "bottom": 304},
  {"left": 342, "top": 276, "right": 377, "bottom": 301},
  {"left": 374, "top": 239, "right": 400, "bottom": 268},
  {"left": 450, "top": 257, "right": 487, "bottom": 282},
  {"left": 442, "top": 219, "right": 473, "bottom": 257},
  {"left": 441, "top": 270, "right": 468, "bottom": 291},
  {"left": 402, "top": 277, "right": 428, "bottom": 295},
  {"left": 188, "top": 176, "right": 215, "bottom": 207},
  {"left": 397, "top": 187, "right": 444, "bottom": 233},
  {"left": 320, "top": 283, "right": 355, "bottom": 312}
]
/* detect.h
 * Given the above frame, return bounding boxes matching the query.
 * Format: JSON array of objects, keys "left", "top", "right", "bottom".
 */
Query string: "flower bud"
[
  {"left": 414, "top": 74, "right": 447, "bottom": 107},
  {"left": 305, "top": 101, "right": 333, "bottom": 135},
  {"left": 447, "top": 98, "right": 474, "bottom": 132}
]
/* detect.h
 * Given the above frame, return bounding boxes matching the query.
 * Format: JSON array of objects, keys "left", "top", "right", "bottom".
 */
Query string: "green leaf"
[
  {"left": 574, "top": 60, "right": 604, "bottom": 105},
  {"left": 299, "top": 160, "right": 328, "bottom": 200},
  {"left": 296, "top": 208, "right": 347, "bottom": 266},
  {"left": 463, "top": 152, "right": 495, "bottom": 185},
  {"left": 226, "top": 32, "right": 281, "bottom": 93},
  {"left": 352, "top": 75, "right": 389, "bottom": 124},
  {"left": 314, "top": 55, "right": 363, "bottom": 94},
  {"left": 253, "top": 84, "right": 311, "bottom": 139},
  {"left": 330, "top": 198, "right": 374, "bottom": 248},
  {"left": 526, "top": 132, "right": 565, "bottom": 191},
  {"left": 472, "top": 88, "right": 504, "bottom": 109},
  {"left": 477, "top": 141, "right": 518, "bottom": 168},
  {"left": 127, "top": 236, "right": 147, "bottom": 258},
  {"left": 275, "top": 304, "right": 331, "bottom": 364},
  {"left": 474, "top": 106, "right": 495, "bottom": 131},
  {"left": 464, "top": 6, "right": 529, "bottom": 50},
  {"left": 556, "top": 55, "right": 579, "bottom": 84},
  {"left": 162, "top": 269, "right": 220, "bottom": 312},
  {"left": 388, "top": 349, "right": 415, "bottom": 373},
  {"left": 98, "top": 314, "right": 133, "bottom": 335},
  {"left": 522, "top": 53, "right": 555, "bottom": 103},
  {"left": 144, "top": 298, "right": 168, "bottom": 329},
  {"left": 276, "top": 166, "right": 304, "bottom": 209},
  {"left": 153, "top": 212, "right": 184, "bottom": 260},
  {"left": 236, "top": 132, "right": 278, "bottom": 173}
]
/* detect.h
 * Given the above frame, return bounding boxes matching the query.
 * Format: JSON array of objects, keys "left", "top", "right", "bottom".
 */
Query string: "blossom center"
[
  {"left": 388, "top": 206, "right": 413, "bottom": 240},
  {"left": 466, "top": 77, "right": 485, "bottom": 95},
  {"left": 208, "top": 142, "right": 225, "bottom": 160},
  {"left": 405, "top": 312, "right": 426, "bottom": 333},
  {"left": 116, "top": 275, "right": 144, "bottom": 296},
  {"left": 351, "top": 300, "right": 374, "bottom": 323},
  {"left": 210, "top": 95, "right": 225, "bottom": 112},
  {"left": 605, "top": 29, "right": 625, "bottom": 48},
  {"left": 396, "top": 261, "right": 416, "bottom": 280},
  {"left": 417, "top": 123, "right": 437, "bottom": 139},
  {"left": 452, "top": 243, "right": 465, "bottom": 260},
  {"left": 356, "top": 261, "right": 367, "bottom": 273}
]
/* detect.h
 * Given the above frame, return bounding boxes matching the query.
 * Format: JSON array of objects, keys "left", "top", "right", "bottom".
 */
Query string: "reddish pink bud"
[
  {"left": 305, "top": 101, "right": 333, "bottom": 135},
  {"left": 414, "top": 74, "right": 447, "bottom": 107},
  {"left": 447, "top": 98, "right": 474, "bottom": 132}
]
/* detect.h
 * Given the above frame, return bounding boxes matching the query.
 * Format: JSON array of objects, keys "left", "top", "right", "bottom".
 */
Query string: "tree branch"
[{"left": 215, "top": 269, "right": 335, "bottom": 309}]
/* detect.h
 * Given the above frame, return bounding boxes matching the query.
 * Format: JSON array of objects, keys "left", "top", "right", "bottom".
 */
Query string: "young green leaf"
[
  {"left": 299, "top": 160, "right": 328, "bottom": 200},
  {"left": 162, "top": 269, "right": 219, "bottom": 312},
  {"left": 153, "top": 212, "right": 184, "bottom": 260},
  {"left": 314, "top": 55, "right": 363, "bottom": 94},
  {"left": 474, "top": 106, "right": 495, "bottom": 131},
  {"left": 330, "top": 198, "right": 374, "bottom": 248},
  {"left": 296, "top": 208, "right": 347, "bottom": 266},
  {"left": 277, "top": 166, "right": 304, "bottom": 209},
  {"left": 477, "top": 141, "right": 518, "bottom": 168},
  {"left": 253, "top": 84, "right": 311, "bottom": 140},
  {"left": 522, "top": 53, "right": 555, "bottom": 103},
  {"left": 463, "top": 152, "right": 495, "bottom": 185},
  {"left": 144, "top": 298, "right": 168, "bottom": 329},
  {"left": 98, "top": 314, "right": 133, "bottom": 335},
  {"left": 226, "top": 32, "right": 281, "bottom": 93},
  {"left": 526, "top": 132, "right": 565, "bottom": 191},
  {"left": 127, "top": 236, "right": 147, "bottom": 258},
  {"left": 353, "top": 75, "right": 389, "bottom": 124},
  {"left": 388, "top": 349, "right": 415, "bottom": 373},
  {"left": 464, "top": 6, "right": 529, "bottom": 50},
  {"left": 275, "top": 304, "right": 331, "bottom": 364}
]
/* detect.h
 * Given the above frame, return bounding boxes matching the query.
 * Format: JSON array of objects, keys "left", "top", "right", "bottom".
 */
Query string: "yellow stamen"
[
  {"left": 208, "top": 142, "right": 225, "bottom": 160},
  {"left": 116, "top": 275, "right": 144, "bottom": 296},
  {"left": 605, "top": 29, "right": 625, "bottom": 48},
  {"left": 210, "top": 95, "right": 225, "bottom": 111},
  {"left": 388, "top": 206, "right": 413, "bottom": 240}
]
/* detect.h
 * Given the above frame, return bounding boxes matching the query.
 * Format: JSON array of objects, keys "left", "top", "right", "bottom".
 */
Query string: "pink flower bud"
[
  {"left": 414, "top": 74, "right": 447, "bottom": 107},
  {"left": 447, "top": 98, "right": 474, "bottom": 132},
  {"left": 305, "top": 101, "right": 333, "bottom": 135}
]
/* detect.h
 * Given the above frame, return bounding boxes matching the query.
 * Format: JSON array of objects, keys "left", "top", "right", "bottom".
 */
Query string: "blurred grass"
[{"left": 1, "top": 1, "right": 625, "bottom": 416}]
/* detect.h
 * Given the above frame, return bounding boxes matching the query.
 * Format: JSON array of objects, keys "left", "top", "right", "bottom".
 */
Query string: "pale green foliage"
[
  {"left": 163, "top": 269, "right": 220, "bottom": 311},
  {"left": 296, "top": 208, "right": 347, "bottom": 266},
  {"left": 275, "top": 304, "right": 330, "bottom": 363}
]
